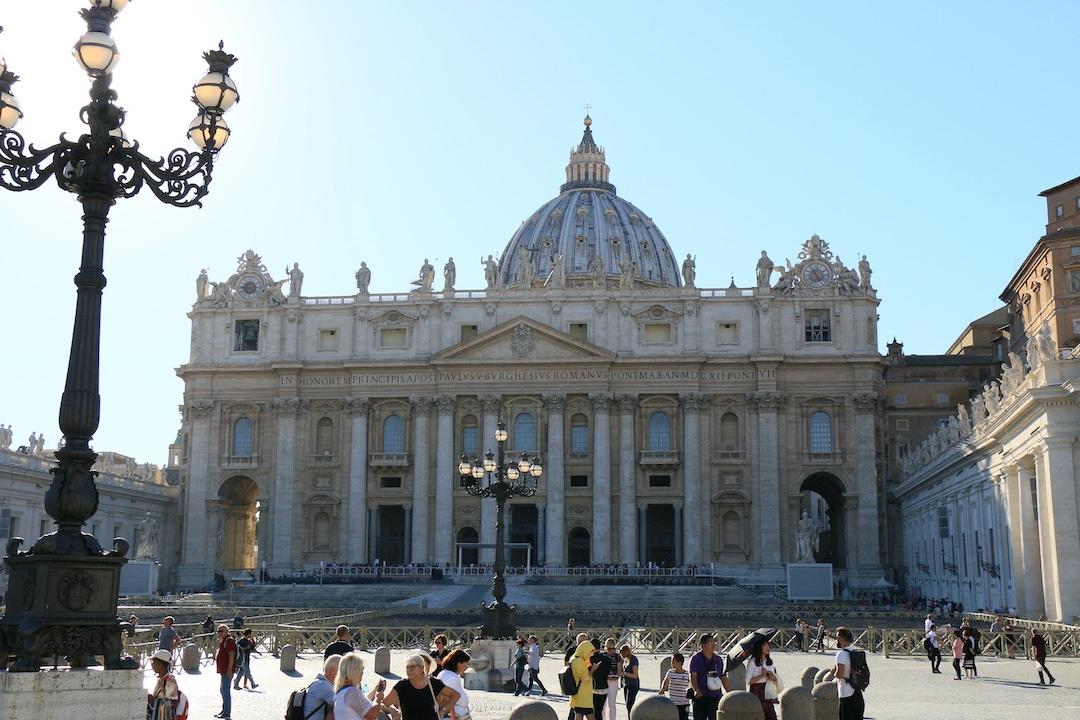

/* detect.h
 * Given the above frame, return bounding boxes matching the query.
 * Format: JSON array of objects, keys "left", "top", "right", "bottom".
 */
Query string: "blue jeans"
[
  {"left": 234, "top": 662, "right": 255, "bottom": 687},
  {"left": 219, "top": 673, "right": 232, "bottom": 717}
]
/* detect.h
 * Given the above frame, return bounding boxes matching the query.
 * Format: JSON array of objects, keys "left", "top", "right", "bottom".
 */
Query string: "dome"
[{"left": 497, "top": 117, "right": 681, "bottom": 289}]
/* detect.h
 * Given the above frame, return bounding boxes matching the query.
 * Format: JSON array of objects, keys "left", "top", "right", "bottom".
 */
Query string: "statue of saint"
[
  {"left": 0, "top": 424, "right": 10, "bottom": 450},
  {"left": 196, "top": 268, "right": 209, "bottom": 300},
  {"left": 516, "top": 246, "right": 535, "bottom": 288},
  {"left": 589, "top": 255, "right": 605, "bottom": 288},
  {"left": 268, "top": 278, "right": 288, "bottom": 305},
  {"left": 681, "top": 254, "right": 696, "bottom": 288},
  {"left": 796, "top": 511, "right": 819, "bottom": 563},
  {"left": 756, "top": 251, "right": 775, "bottom": 288},
  {"left": 548, "top": 253, "right": 566, "bottom": 289},
  {"left": 1024, "top": 330, "right": 1042, "bottom": 370},
  {"left": 443, "top": 257, "right": 456, "bottom": 292},
  {"left": 28, "top": 432, "right": 38, "bottom": 454},
  {"left": 1036, "top": 322, "right": 1057, "bottom": 362},
  {"left": 956, "top": 403, "right": 971, "bottom": 436},
  {"left": 618, "top": 252, "right": 636, "bottom": 289},
  {"left": 481, "top": 255, "right": 498, "bottom": 289},
  {"left": 135, "top": 513, "right": 159, "bottom": 560},
  {"left": 355, "top": 262, "right": 371, "bottom": 293},
  {"left": 413, "top": 258, "right": 435, "bottom": 292},
  {"left": 858, "top": 255, "right": 872, "bottom": 289},
  {"left": 286, "top": 262, "right": 304, "bottom": 297}
]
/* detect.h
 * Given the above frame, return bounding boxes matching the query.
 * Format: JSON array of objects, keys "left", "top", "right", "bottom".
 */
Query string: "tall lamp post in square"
[{"left": 0, "top": 0, "right": 238, "bottom": 671}]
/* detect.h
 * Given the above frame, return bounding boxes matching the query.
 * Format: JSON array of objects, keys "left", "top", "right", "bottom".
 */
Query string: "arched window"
[
  {"left": 648, "top": 411, "right": 671, "bottom": 452},
  {"left": 315, "top": 417, "right": 334, "bottom": 456},
  {"left": 514, "top": 412, "right": 536, "bottom": 452},
  {"left": 461, "top": 415, "right": 479, "bottom": 457},
  {"left": 567, "top": 527, "right": 591, "bottom": 567},
  {"left": 570, "top": 413, "right": 589, "bottom": 455},
  {"left": 719, "top": 413, "right": 739, "bottom": 454},
  {"left": 809, "top": 411, "right": 832, "bottom": 455},
  {"left": 457, "top": 526, "right": 479, "bottom": 566},
  {"left": 232, "top": 417, "right": 253, "bottom": 458},
  {"left": 383, "top": 414, "right": 405, "bottom": 453}
]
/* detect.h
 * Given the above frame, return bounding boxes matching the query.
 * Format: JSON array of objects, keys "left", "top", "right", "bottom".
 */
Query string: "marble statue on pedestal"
[
  {"left": 589, "top": 255, "right": 605, "bottom": 288},
  {"left": 796, "top": 511, "right": 819, "bottom": 563},
  {"left": 618, "top": 252, "right": 636, "bottom": 289},
  {"left": 0, "top": 424, "right": 11, "bottom": 450},
  {"left": 481, "top": 255, "right": 498, "bottom": 289},
  {"left": 355, "top": 262, "right": 371, "bottom": 293},
  {"left": 756, "top": 251, "right": 774, "bottom": 288},
  {"left": 135, "top": 513, "right": 159, "bottom": 560},
  {"left": 681, "top": 254, "right": 696, "bottom": 288},
  {"left": 443, "top": 257, "right": 456, "bottom": 292},
  {"left": 515, "top": 246, "right": 535, "bottom": 289},
  {"left": 858, "top": 255, "right": 872, "bottom": 289},
  {"left": 414, "top": 259, "right": 436, "bottom": 292},
  {"left": 956, "top": 403, "right": 971, "bottom": 436},
  {"left": 548, "top": 253, "right": 566, "bottom": 289},
  {"left": 286, "top": 263, "right": 304, "bottom": 297},
  {"left": 196, "top": 269, "right": 209, "bottom": 300}
]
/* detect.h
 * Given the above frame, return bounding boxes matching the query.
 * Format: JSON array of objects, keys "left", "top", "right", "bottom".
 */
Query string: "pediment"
[
  {"left": 434, "top": 316, "right": 614, "bottom": 363},
  {"left": 631, "top": 304, "right": 683, "bottom": 322}
]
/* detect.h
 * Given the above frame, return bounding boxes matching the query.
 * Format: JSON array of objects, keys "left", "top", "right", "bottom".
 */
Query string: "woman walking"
[
  {"left": 951, "top": 629, "right": 965, "bottom": 680},
  {"left": 513, "top": 638, "right": 529, "bottom": 696},
  {"left": 814, "top": 619, "right": 827, "bottom": 653},
  {"left": 962, "top": 628, "right": 977, "bottom": 678},
  {"left": 436, "top": 650, "right": 473, "bottom": 720},
  {"left": 382, "top": 653, "right": 460, "bottom": 720},
  {"left": 1030, "top": 629, "right": 1056, "bottom": 685},
  {"left": 745, "top": 641, "right": 780, "bottom": 720},
  {"left": 334, "top": 652, "right": 385, "bottom": 720},
  {"left": 619, "top": 644, "right": 640, "bottom": 715}
]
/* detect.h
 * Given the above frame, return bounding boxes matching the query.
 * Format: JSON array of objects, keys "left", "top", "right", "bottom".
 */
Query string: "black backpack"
[
  {"left": 844, "top": 649, "right": 871, "bottom": 692},
  {"left": 558, "top": 664, "right": 580, "bottom": 696},
  {"left": 285, "top": 688, "right": 326, "bottom": 720},
  {"left": 922, "top": 636, "right": 933, "bottom": 653}
]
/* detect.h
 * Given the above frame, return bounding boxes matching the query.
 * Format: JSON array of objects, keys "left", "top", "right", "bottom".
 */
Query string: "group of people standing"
[
  {"left": 922, "top": 615, "right": 1057, "bottom": 685},
  {"left": 564, "top": 632, "right": 642, "bottom": 720},
  {"left": 793, "top": 617, "right": 830, "bottom": 653}
]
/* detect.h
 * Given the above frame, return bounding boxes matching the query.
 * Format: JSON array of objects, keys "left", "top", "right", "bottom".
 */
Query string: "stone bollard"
[
  {"left": 717, "top": 690, "right": 764, "bottom": 720},
  {"left": 726, "top": 661, "right": 746, "bottom": 691},
  {"left": 279, "top": 644, "right": 297, "bottom": 673},
  {"left": 800, "top": 666, "right": 819, "bottom": 689},
  {"left": 812, "top": 668, "right": 830, "bottom": 685},
  {"left": 509, "top": 700, "right": 559, "bottom": 720},
  {"left": 780, "top": 685, "right": 814, "bottom": 720},
  {"left": 180, "top": 643, "right": 201, "bottom": 673},
  {"left": 810, "top": 681, "right": 838, "bottom": 720},
  {"left": 374, "top": 646, "right": 391, "bottom": 675},
  {"left": 629, "top": 694, "right": 679, "bottom": 720},
  {"left": 659, "top": 656, "right": 672, "bottom": 686}
]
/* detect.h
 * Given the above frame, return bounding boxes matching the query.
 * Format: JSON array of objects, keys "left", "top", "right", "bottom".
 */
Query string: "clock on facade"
[
  {"left": 236, "top": 273, "right": 264, "bottom": 300},
  {"left": 801, "top": 260, "right": 833, "bottom": 289}
]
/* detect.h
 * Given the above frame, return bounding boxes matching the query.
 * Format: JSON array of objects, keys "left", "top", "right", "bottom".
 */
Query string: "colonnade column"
[
  {"left": 853, "top": 394, "right": 882, "bottom": 575},
  {"left": 543, "top": 395, "right": 566, "bottom": 566},
  {"left": 1014, "top": 458, "right": 1044, "bottom": 616},
  {"left": 752, "top": 392, "right": 782, "bottom": 567},
  {"left": 178, "top": 400, "right": 214, "bottom": 587},
  {"left": 345, "top": 398, "right": 370, "bottom": 564},
  {"left": 1039, "top": 439, "right": 1080, "bottom": 620},
  {"left": 681, "top": 394, "right": 705, "bottom": 564},
  {"left": 638, "top": 505, "right": 647, "bottom": 564},
  {"left": 479, "top": 396, "right": 500, "bottom": 564},
  {"left": 617, "top": 396, "right": 638, "bottom": 565},
  {"left": 410, "top": 398, "right": 432, "bottom": 564},
  {"left": 591, "top": 395, "right": 612, "bottom": 564},
  {"left": 269, "top": 397, "right": 303, "bottom": 575},
  {"left": 434, "top": 397, "right": 456, "bottom": 565},
  {"left": 255, "top": 497, "right": 270, "bottom": 577}
]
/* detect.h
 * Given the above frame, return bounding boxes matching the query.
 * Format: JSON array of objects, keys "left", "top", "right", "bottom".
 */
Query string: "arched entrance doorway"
[
  {"left": 644, "top": 504, "right": 677, "bottom": 566},
  {"left": 568, "top": 527, "right": 590, "bottom": 567},
  {"left": 218, "top": 475, "right": 259, "bottom": 573},
  {"left": 799, "top": 473, "right": 846, "bottom": 568},
  {"left": 456, "top": 526, "right": 479, "bottom": 566}
]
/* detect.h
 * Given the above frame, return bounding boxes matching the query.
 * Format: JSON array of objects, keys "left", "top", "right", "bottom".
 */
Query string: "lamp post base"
[{"left": 479, "top": 600, "right": 517, "bottom": 640}]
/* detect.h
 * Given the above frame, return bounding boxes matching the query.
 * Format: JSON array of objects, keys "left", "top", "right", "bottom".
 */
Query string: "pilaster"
[
  {"left": 543, "top": 395, "right": 566, "bottom": 566},
  {"left": 345, "top": 398, "right": 370, "bottom": 564},
  {"left": 591, "top": 394, "right": 612, "bottom": 564}
]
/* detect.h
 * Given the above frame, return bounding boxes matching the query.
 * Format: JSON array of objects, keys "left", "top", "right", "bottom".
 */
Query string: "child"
[{"left": 658, "top": 652, "right": 691, "bottom": 720}]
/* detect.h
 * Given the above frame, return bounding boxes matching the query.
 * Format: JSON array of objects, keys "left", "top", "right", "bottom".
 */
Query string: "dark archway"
[
  {"left": 457, "top": 526, "right": 479, "bottom": 566},
  {"left": 799, "top": 473, "right": 847, "bottom": 569},
  {"left": 509, "top": 504, "right": 539, "bottom": 567},
  {"left": 568, "top": 527, "right": 591, "bottom": 567},
  {"left": 645, "top": 504, "right": 677, "bottom": 566},
  {"left": 218, "top": 475, "right": 259, "bottom": 572},
  {"left": 376, "top": 505, "right": 407, "bottom": 565}
]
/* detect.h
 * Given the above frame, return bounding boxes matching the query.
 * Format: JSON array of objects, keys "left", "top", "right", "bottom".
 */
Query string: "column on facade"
[
  {"left": 479, "top": 397, "right": 500, "bottom": 564},
  {"left": 404, "top": 504, "right": 413, "bottom": 562},
  {"left": 1038, "top": 440, "right": 1080, "bottom": 620},
  {"left": 367, "top": 507, "right": 378, "bottom": 564},
  {"left": 345, "top": 398, "right": 369, "bottom": 564},
  {"left": 543, "top": 395, "right": 566, "bottom": 566},
  {"left": 269, "top": 397, "right": 302, "bottom": 574},
  {"left": 617, "top": 396, "right": 637, "bottom": 565},
  {"left": 992, "top": 473, "right": 1015, "bottom": 612},
  {"left": 681, "top": 395, "right": 705, "bottom": 565},
  {"left": 1014, "top": 458, "right": 1045, "bottom": 615},
  {"left": 852, "top": 395, "right": 882, "bottom": 575},
  {"left": 637, "top": 505, "right": 647, "bottom": 564},
  {"left": 410, "top": 399, "right": 432, "bottom": 564},
  {"left": 591, "top": 395, "right": 612, "bottom": 564},
  {"left": 674, "top": 505, "right": 684, "bottom": 566},
  {"left": 433, "top": 397, "right": 456, "bottom": 565},
  {"left": 178, "top": 401, "right": 214, "bottom": 586},
  {"left": 753, "top": 393, "right": 782, "bottom": 567},
  {"left": 255, "top": 497, "right": 270, "bottom": 575},
  {"left": 536, "top": 503, "right": 546, "bottom": 566}
]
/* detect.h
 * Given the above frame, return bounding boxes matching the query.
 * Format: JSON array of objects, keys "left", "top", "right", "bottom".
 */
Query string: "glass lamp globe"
[
  {"left": 0, "top": 91, "right": 21, "bottom": 130},
  {"left": 188, "top": 112, "right": 229, "bottom": 150},
  {"left": 458, "top": 456, "right": 472, "bottom": 476},
  {"left": 494, "top": 427, "right": 508, "bottom": 443},
  {"left": 471, "top": 465, "right": 485, "bottom": 480},
  {"left": 517, "top": 453, "right": 531, "bottom": 473},
  {"left": 97, "top": 0, "right": 130, "bottom": 11},
  {"left": 73, "top": 31, "right": 119, "bottom": 75},
  {"left": 483, "top": 453, "right": 496, "bottom": 473},
  {"left": 530, "top": 460, "right": 543, "bottom": 477},
  {"left": 506, "top": 466, "right": 520, "bottom": 481},
  {"left": 193, "top": 71, "right": 239, "bottom": 113}
]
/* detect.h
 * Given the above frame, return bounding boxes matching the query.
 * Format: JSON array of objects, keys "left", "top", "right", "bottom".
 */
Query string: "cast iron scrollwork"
[
  {"left": 0, "top": 131, "right": 72, "bottom": 193},
  {"left": 114, "top": 145, "right": 214, "bottom": 207}
]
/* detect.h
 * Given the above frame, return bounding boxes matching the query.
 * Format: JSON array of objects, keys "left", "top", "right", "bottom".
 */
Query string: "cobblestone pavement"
[{"left": 152, "top": 647, "right": 1080, "bottom": 720}]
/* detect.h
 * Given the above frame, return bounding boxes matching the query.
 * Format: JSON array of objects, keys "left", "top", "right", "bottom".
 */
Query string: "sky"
[{"left": 2, "top": 1, "right": 1078, "bottom": 464}]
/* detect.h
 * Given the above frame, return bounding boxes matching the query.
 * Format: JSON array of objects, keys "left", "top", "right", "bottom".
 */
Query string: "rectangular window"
[
  {"left": 935, "top": 392, "right": 950, "bottom": 405},
  {"left": 1056, "top": 204, "right": 1064, "bottom": 219},
  {"left": 648, "top": 475, "right": 672, "bottom": 488},
  {"left": 1072, "top": 246, "right": 1080, "bottom": 256},
  {"left": 381, "top": 476, "right": 402, "bottom": 489},
  {"left": 0, "top": 509, "right": 10, "bottom": 540},
  {"left": 570, "top": 424, "right": 589, "bottom": 455},
  {"left": 1076, "top": 196, "right": 1080, "bottom": 211},
  {"left": 460, "top": 324, "right": 479, "bottom": 342},
  {"left": 937, "top": 506, "right": 949, "bottom": 539},
  {"left": 1073, "top": 318, "right": 1080, "bottom": 335},
  {"left": 569, "top": 474, "right": 589, "bottom": 488},
  {"left": 569, "top": 323, "right": 589, "bottom": 342},
  {"left": 318, "top": 328, "right": 338, "bottom": 351},
  {"left": 1070, "top": 270, "right": 1080, "bottom": 293},
  {"left": 462, "top": 426, "right": 479, "bottom": 456},
  {"left": 643, "top": 323, "right": 673, "bottom": 344},
  {"left": 804, "top": 310, "right": 831, "bottom": 342},
  {"left": 894, "top": 393, "right": 907, "bottom": 405},
  {"left": 895, "top": 419, "right": 909, "bottom": 431},
  {"left": 379, "top": 327, "right": 407, "bottom": 348},
  {"left": 233, "top": 319, "right": 260, "bottom": 352},
  {"left": 716, "top": 322, "right": 739, "bottom": 345}
]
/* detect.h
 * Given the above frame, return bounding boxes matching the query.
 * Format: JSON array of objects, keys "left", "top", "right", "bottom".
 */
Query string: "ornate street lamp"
[
  {"left": 459, "top": 421, "right": 542, "bottom": 639},
  {"left": 0, "top": 2, "right": 237, "bottom": 672}
]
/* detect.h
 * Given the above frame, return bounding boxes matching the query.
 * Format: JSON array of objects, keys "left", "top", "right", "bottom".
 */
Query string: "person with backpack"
[
  {"left": 689, "top": 633, "right": 729, "bottom": 720},
  {"left": 296, "top": 654, "right": 341, "bottom": 720},
  {"left": 233, "top": 628, "right": 259, "bottom": 690},
  {"left": 1029, "top": 629, "right": 1056, "bottom": 685},
  {"left": 147, "top": 649, "right": 189, "bottom": 720},
  {"left": 833, "top": 627, "right": 868, "bottom": 720},
  {"left": 923, "top": 624, "right": 942, "bottom": 674}
]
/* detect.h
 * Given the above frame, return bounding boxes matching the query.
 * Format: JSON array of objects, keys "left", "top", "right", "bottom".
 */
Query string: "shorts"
[{"left": 572, "top": 708, "right": 594, "bottom": 716}]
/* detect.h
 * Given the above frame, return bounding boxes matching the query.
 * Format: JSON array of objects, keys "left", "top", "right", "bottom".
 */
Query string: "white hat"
[{"left": 151, "top": 649, "right": 173, "bottom": 664}]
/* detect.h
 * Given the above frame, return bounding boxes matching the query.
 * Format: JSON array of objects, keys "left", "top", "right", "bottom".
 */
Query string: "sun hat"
[{"left": 151, "top": 649, "right": 173, "bottom": 664}]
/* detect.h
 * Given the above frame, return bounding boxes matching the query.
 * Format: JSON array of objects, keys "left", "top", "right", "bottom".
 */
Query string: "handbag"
[
  {"left": 429, "top": 678, "right": 440, "bottom": 716},
  {"left": 764, "top": 675, "right": 783, "bottom": 701},
  {"left": 705, "top": 656, "right": 725, "bottom": 692}
]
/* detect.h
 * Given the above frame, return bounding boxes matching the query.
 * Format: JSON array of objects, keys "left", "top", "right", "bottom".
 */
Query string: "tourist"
[
  {"left": 147, "top": 649, "right": 182, "bottom": 720},
  {"left": 924, "top": 624, "right": 942, "bottom": 673},
  {"left": 234, "top": 628, "right": 259, "bottom": 689},
  {"left": 1003, "top": 623, "right": 1017, "bottom": 659},
  {"left": 689, "top": 632, "right": 728, "bottom": 720},
  {"left": 513, "top": 638, "right": 529, "bottom": 696},
  {"left": 215, "top": 624, "right": 237, "bottom": 720},
  {"left": 745, "top": 640, "right": 780, "bottom": 720},
  {"left": 157, "top": 616, "right": 180, "bottom": 654},
  {"left": 619, "top": 644, "right": 640, "bottom": 714},
  {"left": 950, "top": 629, "right": 964, "bottom": 680},
  {"left": 794, "top": 617, "right": 805, "bottom": 652},
  {"left": 1030, "top": 629, "right": 1055, "bottom": 685},
  {"left": 436, "top": 649, "right": 473, "bottom": 720},
  {"left": 568, "top": 638, "right": 596, "bottom": 720},
  {"left": 233, "top": 612, "right": 245, "bottom": 629},
  {"left": 527, "top": 634, "right": 549, "bottom": 695},
  {"left": 833, "top": 627, "right": 864, "bottom": 720},
  {"left": 325, "top": 625, "right": 354, "bottom": 659},
  {"left": 203, "top": 615, "right": 215, "bottom": 634},
  {"left": 658, "top": 652, "right": 690, "bottom": 720},
  {"left": 432, "top": 634, "right": 451, "bottom": 663},
  {"left": 924, "top": 614, "right": 934, "bottom": 634},
  {"left": 814, "top": 619, "right": 827, "bottom": 653},
  {"left": 590, "top": 642, "right": 612, "bottom": 720},
  {"left": 602, "top": 638, "right": 623, "bottom": 720},
  {"left": 303, "top": 654, "right": 341, "bottom": 720},
  {"left": 382, "top": 653, "right": 460, "bottom": 720},
  {"left": 334, "top": 652, "right": 385, "bottom": 720},
  {"left": 962, "top": 628, "right": 977, "bottom": 678}
]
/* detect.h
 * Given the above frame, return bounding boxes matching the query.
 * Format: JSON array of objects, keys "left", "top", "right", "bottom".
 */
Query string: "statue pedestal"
[
  {"left": 0, "top": 669, "right": 145, "bottom": 720},
  {"left": 119, "top": 560, "right": 159, "bottom": 598},
  {"left": 465, "top": 638, "right": 518, "bottom": 692}
]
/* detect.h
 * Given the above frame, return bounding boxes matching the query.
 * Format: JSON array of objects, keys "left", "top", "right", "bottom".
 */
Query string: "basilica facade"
[{"left": 175, "top": 118, "right": 887, "bottom": 590}]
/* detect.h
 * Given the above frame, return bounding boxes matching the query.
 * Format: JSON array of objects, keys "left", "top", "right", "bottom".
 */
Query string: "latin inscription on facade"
[{"left": 280, "top": 367, "right": 775, "bottom": 387}]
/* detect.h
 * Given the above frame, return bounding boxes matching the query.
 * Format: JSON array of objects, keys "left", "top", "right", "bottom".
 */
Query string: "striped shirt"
[{"left": 665, "top": 669, "right": 690, "bottom": 705}]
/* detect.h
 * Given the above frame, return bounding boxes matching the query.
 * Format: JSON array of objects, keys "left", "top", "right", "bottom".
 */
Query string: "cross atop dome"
[{"left": 562, "top": 113, "right": 615, "bottom": 194}]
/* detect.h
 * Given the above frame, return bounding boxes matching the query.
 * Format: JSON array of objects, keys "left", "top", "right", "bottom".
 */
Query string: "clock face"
[
  {"left": 801, "top": 260, "right": 833, "bottom": 289},
  {"left": 236, "top": 273, "right": 264, "bottom": 300}
]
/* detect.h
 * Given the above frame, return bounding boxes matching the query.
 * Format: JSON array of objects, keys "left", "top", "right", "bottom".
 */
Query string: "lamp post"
[
  {"left": 0, "top": 1, "right": 237, "bottom": 672},
  {"left": 459, "top": 421, "right": 542, "bottom": 639}
]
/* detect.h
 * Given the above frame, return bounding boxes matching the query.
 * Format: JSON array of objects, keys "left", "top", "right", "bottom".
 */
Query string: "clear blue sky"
[{"left": 3, "top": 1, "right": 1077, "bottom": 463}]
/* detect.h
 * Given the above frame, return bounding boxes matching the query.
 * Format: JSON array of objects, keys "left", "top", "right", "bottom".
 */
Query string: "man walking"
[
  {"left": 689, "top": 633, "right": 728, "bottom": 720},
  {"left": 324, "top": 624, "right": 354, "bottom": 659},
  {"left": 833, "top": 627, "right": 864, "bottom": 720},
  {"left": 1030, "top": 629, "right": 1056, "bottom": 685},
  {"left": 924, "top": 624, "right": 942, "bottom": 673},
  {"left": 527, "top": 634, "right": 549, "bottom": 695},
  {"left": 215, "top": 624, "right": 237, "bottom": 720}
]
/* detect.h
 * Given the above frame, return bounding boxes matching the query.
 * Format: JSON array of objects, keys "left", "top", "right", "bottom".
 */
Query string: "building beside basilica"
[{"left": 174, "top": 117, "right": 888, "bottom": 591}]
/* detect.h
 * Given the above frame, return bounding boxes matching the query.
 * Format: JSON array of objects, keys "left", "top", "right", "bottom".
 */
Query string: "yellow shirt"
[{"left": 571, "top": 640, "right": 595, "bottom": 709}]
